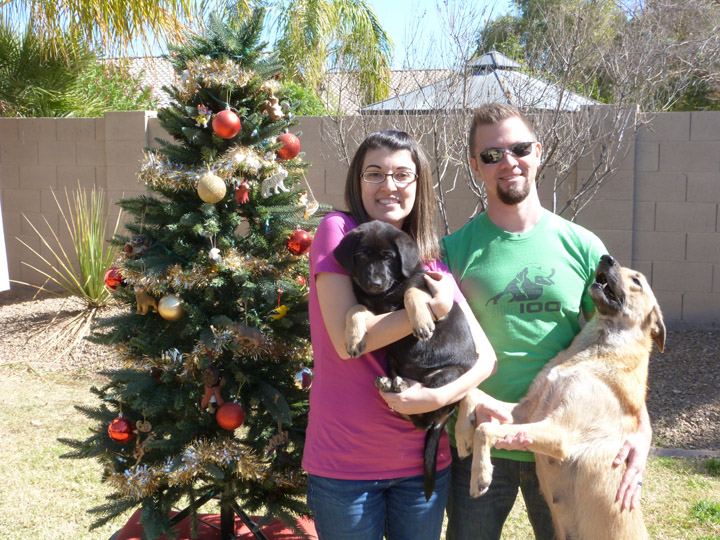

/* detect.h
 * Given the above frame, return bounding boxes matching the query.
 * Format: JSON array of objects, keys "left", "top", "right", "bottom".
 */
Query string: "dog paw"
[
  {"left": 391, "top": 376, "right": 409, "bottom": 392},
  {"left": 469, "top": 481, "right": 490, "bottom": 499},
  {"left": 412, "top": 320, "right": 435, "bottom": 342},
  {"left": 346, "top": 337, "right": 366, "bottom": 358},
  {"left": 456, "top": 436, "right": 474, "bottom": 459},
  {"left": 375, "top": 376, "right": 393, "bottom": 392}
]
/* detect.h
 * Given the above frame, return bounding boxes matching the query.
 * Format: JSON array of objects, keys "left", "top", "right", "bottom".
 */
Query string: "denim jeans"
[
  {"left": 306, "top": 467, "right": 450, "bottom": 540},
  {"left": 446, "top": 446, "right": 555, "bottom": 540}
]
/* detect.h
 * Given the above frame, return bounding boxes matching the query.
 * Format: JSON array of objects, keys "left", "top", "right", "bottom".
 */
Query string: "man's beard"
[{"left": 497, "top": 177, "right": 531, "bottom": 205}]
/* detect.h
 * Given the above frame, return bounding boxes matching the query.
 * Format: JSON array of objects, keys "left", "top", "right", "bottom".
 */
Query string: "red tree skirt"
[{"left": 115, "top": 509, "right": 317, "bottom": 540}]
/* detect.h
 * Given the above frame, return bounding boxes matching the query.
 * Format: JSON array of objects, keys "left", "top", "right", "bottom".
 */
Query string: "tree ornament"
[
  {"left": 296, "top": 275, "right": 307, "bottom": 288},
  {"left": 108, "top": 416, "right": 136, "bottom": 444},
  {"left": 234, "top": 179, "right": 250, "bottom": 205},
  {"left": 276, "top": 132, "right": 301, "bottom": 160},
  {"left": 261, "top": 169, "right": 289, "bottom": 198},
  {"left": 134, "top": 285, "right": 158, "bottom": 315},
  {"left": 200, "top": 367, "right": 225, "bottom": 413},
  {"left": 197, "top": 172, "right": 226, "bottom": 203},
  {"left": 261, "top": 97, "right": 284, "bottom": 121},
  {"left": 208, "top": 247, "right": 223, "bottom": 264},
  {"left": 216, "top": 402, "right": 245, "bottom": 430},
  {"left": 231, "top": 323, "right": 263, "bottom": 348},
  {"left": 124, "top": 234, "right": 151, "bottom": 259},
  {"left": 267, "top": 304, "right": 289, "bottom": 320},
  {"left": 104, "top": 267, "right": 125, "bottom": 290},
  {"left": 136, "top": 420, "right": 152, "bottom": 433},
  {"left": 212, "top": 109, "right": 241, "bottom": 139},
  {"left": 287, "top": 229, "right": 312, "bottom": 256},
  {"left": 158, "top": 294, "right": 184, "bottom": 321},
  {"left": 194, "top": 104, "right": 212, "bottom": 127},
  {"left": 294, "top": 367, "right": 314, "bottom": 389}
]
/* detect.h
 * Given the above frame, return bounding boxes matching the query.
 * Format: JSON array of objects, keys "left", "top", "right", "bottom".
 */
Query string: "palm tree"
[
  {"left": 220, "top": 0, "right": 394, "bottom": 104},
  {"left": 0, "top": 0, "right": 200, "bottom": 57},
  {"left": 1, "top": 0, "right": 394, "bottom": 104}
]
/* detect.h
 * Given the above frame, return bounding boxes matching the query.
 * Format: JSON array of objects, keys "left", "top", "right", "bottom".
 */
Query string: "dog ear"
[
  {"left": 648, "top": 304, "right": 666, "bottom": 353},
  {"left": 395, "top": 232, "right": 422, "bottom": 278},
  {"left": 333, "top": 228, "right": 360, "bottom": 273}
]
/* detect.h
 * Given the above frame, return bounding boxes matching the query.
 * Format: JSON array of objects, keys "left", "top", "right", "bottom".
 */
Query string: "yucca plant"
[{"left": 13, "top": 185, "right": 122, "bottom": 358}]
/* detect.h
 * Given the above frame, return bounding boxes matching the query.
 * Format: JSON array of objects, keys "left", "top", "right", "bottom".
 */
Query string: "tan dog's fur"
[{"left": 455, "top": 259, "right": 665, "bottom": 540}]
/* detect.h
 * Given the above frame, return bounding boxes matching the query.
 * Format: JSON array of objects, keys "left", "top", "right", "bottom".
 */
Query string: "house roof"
[
  {"left": 125, "top": 57, "right": 178, "bottom": 107},
  {"left": 360, "top": 51, "right": 598, "bottom": 113},
  {"left": 320, "top": 68, "right": 452, "bottom": 115}
]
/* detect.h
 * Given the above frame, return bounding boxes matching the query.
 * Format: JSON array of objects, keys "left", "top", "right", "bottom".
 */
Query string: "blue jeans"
[
  {"left": 307, "top": 467, "right": 450, "bottom": 540},
  {"left": 446, "top": 446, "right": 555, "bottom": 540}
]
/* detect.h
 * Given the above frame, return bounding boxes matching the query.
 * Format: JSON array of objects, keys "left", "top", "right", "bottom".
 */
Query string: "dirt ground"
[{"left": 1, "top": 289, "right": 719, "bottom": 451}]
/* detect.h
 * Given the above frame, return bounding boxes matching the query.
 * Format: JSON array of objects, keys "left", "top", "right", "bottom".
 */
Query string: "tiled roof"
[
  {"left": 125, "top": 56, "right": 178, "bottom": 107},
  {"left": 320, "top": 69, "right": 452, "bottom": 115},
  {"left": 117, "top": 56, "right": 453, "bottom": 114},
  {"left": 361, "top": 51, "right": 598, "bottom": 113}
]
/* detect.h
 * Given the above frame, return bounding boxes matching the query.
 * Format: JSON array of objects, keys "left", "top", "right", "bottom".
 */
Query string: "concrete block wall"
[
  {"left": 627, "top": 112, "right": 720, "bottom": 324},
  {"left": 1, "top": 110, "right": 718, "bottom": 325},
  {"left": 0, "top": 112, "right": 153, "bottom": 286}
]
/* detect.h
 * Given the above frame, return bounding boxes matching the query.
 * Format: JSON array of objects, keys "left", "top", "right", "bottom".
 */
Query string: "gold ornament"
[
  {"left": 158, "top": 294, "right": 184, "bottom": 321},
  {"left": 197, "top": 172, "right": 226, "bottom": 203}
]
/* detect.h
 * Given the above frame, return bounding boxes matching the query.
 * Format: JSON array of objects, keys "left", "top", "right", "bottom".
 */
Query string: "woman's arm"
[
  {"left": 380, "top": 296, "right": 498, "bottom": 415},
  {"left": 316, "top": 271, "right": 418, "bottom": 359}
]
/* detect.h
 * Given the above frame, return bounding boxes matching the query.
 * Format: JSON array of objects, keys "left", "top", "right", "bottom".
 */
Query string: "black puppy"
[{"left": 333, "top": 220, "right": 477, "bottom": 500}]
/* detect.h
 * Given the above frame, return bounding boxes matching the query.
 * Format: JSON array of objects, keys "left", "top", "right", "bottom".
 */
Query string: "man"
[{"left": 441, "top": 103, "right": 651, "bottom": 540}]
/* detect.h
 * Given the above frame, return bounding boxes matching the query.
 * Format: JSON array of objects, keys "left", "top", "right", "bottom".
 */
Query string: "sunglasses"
[{"left": 476, "top": 141, "right": 535, "bottom": 164}]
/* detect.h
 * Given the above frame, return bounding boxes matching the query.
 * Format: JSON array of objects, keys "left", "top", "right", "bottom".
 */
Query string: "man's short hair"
[{"left": 468, "top": 103, "right": 537, "bottom": 157}]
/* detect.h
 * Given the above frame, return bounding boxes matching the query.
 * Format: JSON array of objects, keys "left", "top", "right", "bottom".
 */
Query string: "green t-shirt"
[{"left": 441, "top": 210, "right": 607, "bottom": 461}]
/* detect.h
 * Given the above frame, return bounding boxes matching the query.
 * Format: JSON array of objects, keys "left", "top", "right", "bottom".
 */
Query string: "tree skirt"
[{"left": 115, "top": 509, "right": 317, "bottom": 540}]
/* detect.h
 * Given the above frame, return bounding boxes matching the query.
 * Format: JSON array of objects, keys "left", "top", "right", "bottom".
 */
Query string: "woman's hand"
[
  {"left": 424, "top": 271, "right": 454, "bottom": 320},
  {"left": 379, "top": 378, "right": 442, "bottom": 416}
]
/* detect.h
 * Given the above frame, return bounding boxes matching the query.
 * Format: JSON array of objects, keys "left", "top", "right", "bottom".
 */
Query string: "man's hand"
[
  {"left": 472, "top": 396, "right": 534, "bottom": 451},
  {"left": 614, "top": 407, "right": 652, "bottom": 510}
]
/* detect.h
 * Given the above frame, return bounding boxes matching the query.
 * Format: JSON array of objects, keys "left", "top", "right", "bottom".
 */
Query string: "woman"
[{"left": 303, "top": 130, "right": 497, "bottom": 540}]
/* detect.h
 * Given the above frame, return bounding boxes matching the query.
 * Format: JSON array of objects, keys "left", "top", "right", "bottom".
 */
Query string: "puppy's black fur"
[{"left": 334, "top": 220, "right": 477, "bottom": 500}]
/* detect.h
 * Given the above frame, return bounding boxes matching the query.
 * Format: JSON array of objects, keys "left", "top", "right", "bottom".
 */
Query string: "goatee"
[{"left": 497, "top": 179, "right": 531, "bottom": 205}]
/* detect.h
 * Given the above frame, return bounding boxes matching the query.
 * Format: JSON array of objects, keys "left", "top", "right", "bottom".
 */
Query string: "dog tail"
[{"left": 423, "top": 423, "right": 444, "bottom": 501}]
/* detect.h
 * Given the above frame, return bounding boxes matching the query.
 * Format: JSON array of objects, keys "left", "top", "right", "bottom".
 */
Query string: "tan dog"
[{"left": 455, "top": 255, "right": 665, "bottom": 540}]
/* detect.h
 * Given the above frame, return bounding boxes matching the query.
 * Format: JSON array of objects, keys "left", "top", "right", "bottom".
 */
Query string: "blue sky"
[
  {"left": 126, "top": 1, "right": 514, "bottom": 68},
  {"left": 367, "top": 0, "right": 514, "bottom": 68}
]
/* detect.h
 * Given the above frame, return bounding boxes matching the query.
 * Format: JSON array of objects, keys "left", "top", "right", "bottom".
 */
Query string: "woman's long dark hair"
[{"left": 344, "top": 130, "right": 440, "bottom": 262}]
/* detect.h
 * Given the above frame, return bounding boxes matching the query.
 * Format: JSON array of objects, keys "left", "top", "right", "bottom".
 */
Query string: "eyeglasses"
[
  {"left": 476, "top": 141, "right": 535, "bottom": 165},
  {"left": 361, "top": 170, "right": 418, "bottom": 186}
]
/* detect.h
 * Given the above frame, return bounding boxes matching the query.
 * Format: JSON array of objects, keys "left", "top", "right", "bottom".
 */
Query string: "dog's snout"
[{"left": 600, "top": 254, "right": 616, "bottom": 266}]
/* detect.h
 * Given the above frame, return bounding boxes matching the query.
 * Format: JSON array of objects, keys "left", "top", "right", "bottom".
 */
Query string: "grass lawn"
[{"left": 1, "top": 367, "right": 719, "bottom": 540}]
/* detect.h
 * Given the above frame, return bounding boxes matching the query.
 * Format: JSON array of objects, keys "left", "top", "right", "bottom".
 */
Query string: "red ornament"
[
  {"left": 104, "top": 267, "right": 124, "bottom": 290},
  {"left": 235, "top": 180, "right": 250, "bottom": 205},
  {"left": 216, "top": 402, "right": 245, "bottom": 430},
  {"left": 108, "top": 416, "right": 136, "bottom": 443},
  {"left": 212, "top": 110, "right": 241, "bottom": 139},
  {"left": 276, "top": 132, "right": 301, "bottom": 160},
  {"left": 287, "top": 230, "right": 312, "bottom": 256},
  {"left": 296, "top": 275, "right": 307, "bottom": 288}
]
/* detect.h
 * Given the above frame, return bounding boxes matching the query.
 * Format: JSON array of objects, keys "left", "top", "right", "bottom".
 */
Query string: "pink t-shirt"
[{"left": 302, "top": 212, "right": 464, "bottom": 480}]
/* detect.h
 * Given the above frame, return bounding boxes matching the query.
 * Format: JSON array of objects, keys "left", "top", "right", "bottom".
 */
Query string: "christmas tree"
[{"left": 60, "top": 11, "right": 324, "bottom": 539}]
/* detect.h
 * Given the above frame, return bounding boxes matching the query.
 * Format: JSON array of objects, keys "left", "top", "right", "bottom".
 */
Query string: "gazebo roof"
[{"left": 360, "top": 51, "right": 597, "bottom": 113}]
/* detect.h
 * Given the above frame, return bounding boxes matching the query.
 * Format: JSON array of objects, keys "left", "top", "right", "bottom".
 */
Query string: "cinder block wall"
[{"left": 1, "top": 111, "right": 718, "bottom": 326}]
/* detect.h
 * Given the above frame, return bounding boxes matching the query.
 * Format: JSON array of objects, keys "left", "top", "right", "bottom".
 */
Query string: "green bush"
[{"left": 0, "top": 22, "right": 155, "bottom": 117}]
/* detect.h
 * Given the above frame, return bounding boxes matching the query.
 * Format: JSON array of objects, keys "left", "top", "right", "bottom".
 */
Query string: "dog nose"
[{"left": 600, "top": 254, "right": 616, "bottom": 266}]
